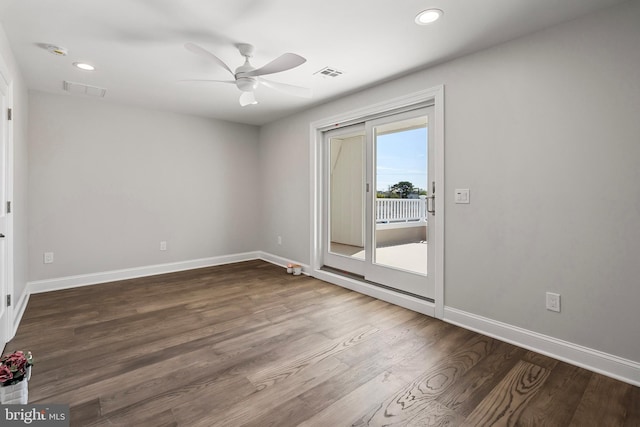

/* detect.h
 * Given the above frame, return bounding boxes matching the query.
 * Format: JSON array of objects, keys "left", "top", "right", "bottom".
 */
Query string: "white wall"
[
  {"left": 28, "top": 92, "right": 259, "bottom": 281},
  {"left": 258, "top": 0, "right": 640, "bottom": 365},
  {"left": 0, "top": 24, "right": 29, "bottom": 317}
]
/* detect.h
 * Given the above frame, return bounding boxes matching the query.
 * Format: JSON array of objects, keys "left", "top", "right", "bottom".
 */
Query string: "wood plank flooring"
[{"left": 5, "top": 260, "right": 639, "bottom": 426}]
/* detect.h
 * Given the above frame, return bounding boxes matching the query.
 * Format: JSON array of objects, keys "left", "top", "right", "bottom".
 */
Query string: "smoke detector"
[{"left": 46, "top": 45, "right": 68, "bottom": 56}]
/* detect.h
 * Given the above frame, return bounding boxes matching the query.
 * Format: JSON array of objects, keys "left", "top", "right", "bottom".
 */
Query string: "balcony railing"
[{"left": 376, "top": 196, "right": 427, "bottom": 224}]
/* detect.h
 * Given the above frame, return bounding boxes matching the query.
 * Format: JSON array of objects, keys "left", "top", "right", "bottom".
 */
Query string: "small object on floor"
[
  {"left": 286, "top": 263, "right": 293, "bottom": 273},
  {"left": 293, "top": 265, "right": 302, "bottom": 275},
  {"left": 0, "top": 350, "right": 33, "bottom": 404}
]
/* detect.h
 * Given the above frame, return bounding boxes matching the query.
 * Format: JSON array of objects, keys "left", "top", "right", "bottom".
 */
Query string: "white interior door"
[
  {"left": 0, "top": 71, "right": 10, "bottom": 351},
  {"left": 323, "top": 107, "right": 436, "bottom": 300}
]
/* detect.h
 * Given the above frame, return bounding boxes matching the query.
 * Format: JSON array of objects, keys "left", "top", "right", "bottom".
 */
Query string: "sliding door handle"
[
  {"left": 0, "top": 233, "right": 5, "bottom": 238},
  {"left": 426, "top": 195, "right": 435, "bottom": 215}
]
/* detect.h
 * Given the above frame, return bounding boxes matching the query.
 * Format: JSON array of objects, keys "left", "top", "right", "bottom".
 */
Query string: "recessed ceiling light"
[
  {"left": 415, "top": 9, "right": 443, "bottom": 25},
  {"left": 73, "top": 62, "right": 95, "bottom": 71}
]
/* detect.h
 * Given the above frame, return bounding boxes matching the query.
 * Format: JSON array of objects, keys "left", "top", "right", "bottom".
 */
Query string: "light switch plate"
[
  {"left": 546, "top": 292, "right": 561, "bottom": 312},
  {"left": 455, "top": 189, "right": 470, "bottom": 204}
]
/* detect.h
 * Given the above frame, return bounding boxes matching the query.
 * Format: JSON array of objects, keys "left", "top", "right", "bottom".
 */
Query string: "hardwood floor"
[{"left": 6, "top": 260, "right": 639, "bottom": 426}]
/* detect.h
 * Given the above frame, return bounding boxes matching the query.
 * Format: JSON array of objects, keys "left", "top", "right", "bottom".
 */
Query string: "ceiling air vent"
[
  {"left": 314, "top": 67, "right": 344, "bottom": 78},
  {"left": 63, "top": 81, "right": 107, "bottom": 98}
]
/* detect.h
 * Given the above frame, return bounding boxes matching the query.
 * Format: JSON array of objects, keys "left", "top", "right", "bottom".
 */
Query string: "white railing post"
[{"left": 419, "top": 195, "right": 427, "bottom": 222}]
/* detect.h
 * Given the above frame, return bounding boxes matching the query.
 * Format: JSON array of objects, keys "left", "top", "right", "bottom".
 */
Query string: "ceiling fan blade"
[
  {"left": 178, "top": 79, "right": 236, "bottom": 84},
  {"left": 239, "top": 91, "right": 257, "bottom": 106},
  {"left": 259, "top": 78, "right": 312, "bottom": 98},
  {"left": 244, "top": 53, "right": 306, "bottom": 77},
  {"left": 184, "top": 42, "right": 234, "bottom": 76}
]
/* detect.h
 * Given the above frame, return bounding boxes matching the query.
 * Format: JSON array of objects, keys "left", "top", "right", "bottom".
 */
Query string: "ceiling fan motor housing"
[
  {"left": 235, "top": 76, "right": 257, "bottom": 91},
  {"left": 235, "top": 61, "right": 259, "bottom": 92}
]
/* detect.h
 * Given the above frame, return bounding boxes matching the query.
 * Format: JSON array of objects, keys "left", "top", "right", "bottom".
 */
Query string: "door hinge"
[
  {"left": 7, "top": 108, "right": 12, "bottom": 121},
  {"left": 6, "top": 201, "right": 11, "bottom": 214},
  {"left": 6, "top": 294, "right": 11, "bottom": 307}
]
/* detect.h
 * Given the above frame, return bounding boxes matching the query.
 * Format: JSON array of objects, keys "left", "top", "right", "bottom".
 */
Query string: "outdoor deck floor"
[{"left": 330, "top": 241, "right": 428, "bottom": 275}]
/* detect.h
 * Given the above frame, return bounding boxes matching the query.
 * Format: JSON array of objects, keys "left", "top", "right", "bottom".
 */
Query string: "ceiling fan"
[{"left": 184, "top": 42, "right": 312, "bottom": 106}]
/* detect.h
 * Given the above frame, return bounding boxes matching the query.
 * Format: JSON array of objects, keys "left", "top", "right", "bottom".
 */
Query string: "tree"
[{"left": 389, "top": 181, "right": 415, "bottom": 199}]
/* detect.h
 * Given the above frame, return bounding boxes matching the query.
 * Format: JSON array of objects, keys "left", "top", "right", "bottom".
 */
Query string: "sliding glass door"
[{"left": 323, "top": 107, "right": 435, "bottom": 300}]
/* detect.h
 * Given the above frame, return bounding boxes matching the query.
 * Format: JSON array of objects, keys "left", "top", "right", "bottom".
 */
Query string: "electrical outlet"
[
  {"left": 160, "top": 241, "right": 167, "bottom": 251},
  {"left": 277, "top": 236, "right": 282, "bottom": 245},
  {"left": 43, "top": 252, "right": 54, "bottom": 264},
  {"left": 546, "top": 292, "right": 561, "bottom": 312}
]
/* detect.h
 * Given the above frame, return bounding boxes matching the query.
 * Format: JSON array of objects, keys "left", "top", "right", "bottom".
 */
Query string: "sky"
[{"left": 376, "top": 127, "right": 428, "bottom": 192}]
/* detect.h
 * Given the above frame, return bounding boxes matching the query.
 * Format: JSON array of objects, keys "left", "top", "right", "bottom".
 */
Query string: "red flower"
[
  {"left": 3, "top": 351, "right": 28, "bottom": 372},
  {"left": 0, "top": 365, "right": 13, "bottom": 384},
  {"left": 0, "top": 350, "right": 33, "bottom": 386}
]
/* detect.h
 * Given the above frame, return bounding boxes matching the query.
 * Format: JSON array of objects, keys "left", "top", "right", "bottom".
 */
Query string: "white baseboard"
[
  {"left": 11, "top": 290, "right": 30, "bottom": 337},
  {"left": 27, "top": 251, "right": 260, "bottom": 294},
  {"left": 312, "top": 269, "right": 435, "bottom": 317},
  {"left": 444, "top": 307, "right": 640, "bottom": 387},
  {"left": 258, "top": 251, "right": 310, "bottom": 274}
]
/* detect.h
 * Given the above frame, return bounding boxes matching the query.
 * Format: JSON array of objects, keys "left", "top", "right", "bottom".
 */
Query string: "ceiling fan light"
[
  {"left": 239, "top": 91, "right": 258, "bottom": 107},
  {"left": 415, "top": 9, "right": 443, "bottom": 25}
]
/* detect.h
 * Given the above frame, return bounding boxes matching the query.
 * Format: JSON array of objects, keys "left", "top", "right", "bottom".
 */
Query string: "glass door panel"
[
  {"left": 373, "top": 116, "right": 428, "bottom": 275},
  {"left": 365, "top": 107, "right": 434, "bottom": 299},
  {"left": 323, "top": 125, "right": 367, "bottom": 276}
]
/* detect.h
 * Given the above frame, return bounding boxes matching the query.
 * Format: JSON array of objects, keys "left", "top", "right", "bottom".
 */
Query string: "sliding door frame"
[{"left": 310, "top": 85, "right": 445, "bottom": 319}]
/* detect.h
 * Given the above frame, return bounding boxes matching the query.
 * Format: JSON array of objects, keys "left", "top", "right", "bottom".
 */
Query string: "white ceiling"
[{"left": 0, "top": 0, "right": 627, "bottom": 126}]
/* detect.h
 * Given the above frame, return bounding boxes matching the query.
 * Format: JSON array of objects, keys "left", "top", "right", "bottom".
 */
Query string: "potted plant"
[{"left": 0, "top": 350, "right": 34, "bottom": 404}]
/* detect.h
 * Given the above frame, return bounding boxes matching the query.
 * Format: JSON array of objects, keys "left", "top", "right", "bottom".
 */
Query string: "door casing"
[{"left": 0, "top": 61, "right": 13, "bottom": 350}]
